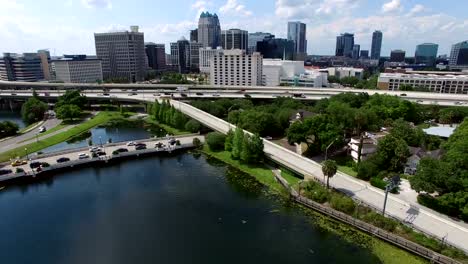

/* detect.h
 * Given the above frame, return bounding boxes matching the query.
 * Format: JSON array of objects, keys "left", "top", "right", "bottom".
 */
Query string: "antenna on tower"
[{"left": 283, "top": 47, "right": 286, "bottom": 60}]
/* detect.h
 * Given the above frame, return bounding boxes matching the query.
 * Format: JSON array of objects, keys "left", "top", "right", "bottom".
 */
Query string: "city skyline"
[{"left": 0, "top": 0, "right": 467, "bottom": 56}]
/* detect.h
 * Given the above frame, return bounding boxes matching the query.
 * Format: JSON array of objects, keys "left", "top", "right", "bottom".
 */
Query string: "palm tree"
[{"left": 322, "top": 160, "right": 338, "bottom": 189}]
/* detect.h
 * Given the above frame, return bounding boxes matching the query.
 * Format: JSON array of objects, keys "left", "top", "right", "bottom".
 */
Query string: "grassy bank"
[
  {"left": 18, "top": 124, "right": 68, "bottom": 143},
  {"left": 145, "top": 117, "right": 191, "bottom": 136},
  {"left": 18, "top": 121, "right": 41, "bottom": 134},
  {"left": 0, "top": 112, "right": 124, "bottom": 162}
]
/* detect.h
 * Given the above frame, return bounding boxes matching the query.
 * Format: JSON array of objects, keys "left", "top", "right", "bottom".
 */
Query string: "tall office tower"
[
  {"left": 145, "top": 43, "right": 166, "bottom": 71},
  {"left": 248, "top": 32, "right": 275, "bottom": 54},
  {"left": 170, "top": 37, "right": 190, "bottom": 74},
  {"left": 287, "top": 21, "right": 307, "bottom": 60},
  {"left": 449, "top": 40, "right": 468, "bottom": 66},
  {"left": 198, "top": 12, "right": 221, "bottom": 49},
  {"left": 199, "top": 47, "right": 224, "bottom": 73},
  {"left": 189, "top": 42, "right": 204, "bottom": 71},
  {"left": 335, "top": 33, "right": 354, "bottom": 57},
  {"left": 37, "top": 49, "right": 51, "bottom": 80},
  {"left": 51, "top": 55, "right": 103, "bottom": 83},
  {"left": 360, "top": 50, "right": 369, "bottom": 59},
  {"left": 352, "top": 44, "right": 360, "bottom": 59},
  {"left": 371, "top": 30, "right": 383, "bottom": 60},
  {"left": 210, "top": 49, "right": 263, "bottom": 86},
  {"left": 190, "top": 29, "right": 198, "bottom": 42},
  {"left": 94, "top": 26, "right": 146, "bottom": 82},
  {"left": 0, "top": 53, "right": 44, "bottom": 82},
  {"left": 256, "top": 38, "right": 295, "bottom": 60},
  {"left": 415, "top": 43, "right": 439, "bottom": 66},
  {"left": 221, "top": 29, "right": 248, "bottom": 50},
  {"left": 390, "top": 50, "right": 406, "bottom": 62}
]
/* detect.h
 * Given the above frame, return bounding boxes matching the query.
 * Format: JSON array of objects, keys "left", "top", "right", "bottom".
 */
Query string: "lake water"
[
  {"left": 0, "top": 154, "right": 381, "bottom": 264},
  {"left": 0, "top": 111, "right": 26, "bottom": 129}
]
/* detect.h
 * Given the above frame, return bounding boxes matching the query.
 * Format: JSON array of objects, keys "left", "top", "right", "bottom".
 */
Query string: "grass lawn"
[
  {"left": 0, "top": 112, "right": 123, "bottom": 162},
  {"left": 145, "top": 117, "right": 191, "bottom": 136},
  {"left": 18, "top": 124, "right": 69, "bottom": 143},
  {"left": 18, "top": 121, "right": 41, "bottom": 134},
  {"left": 281, "top": 170, "right": 302, "bottom": 186},
  {"left": 201, "top": 145, "right": 285, "bottom": 193},
  {"left": 338, "top": 165, "right": 358, "bottom": 177}
]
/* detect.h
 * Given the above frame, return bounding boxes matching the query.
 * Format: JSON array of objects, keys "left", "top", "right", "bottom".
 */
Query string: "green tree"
[
  {"left": 340, "top": 76, "right": 360, "bottom": 87},
  {"left": 56, "top": 104, "right": 82, "bottom": 121},
  {"left": 231, "top": 127, "right": 244, "bottom": 160},
  {"left": 206, "top": 132, "right": 226, "bottom": 151},
  {"left": 21, "top": 97, "right": 47, "bottom": 124},
  {"left": 0, "top": 121, "right": 19, "bottom": 138},
  {"left": 185, "top": 119, "right": 201, "bottom": 133},
  {"left": 56, "top": 90, "right": 86, "bottom": 108},
  {"left": 375, "top": 135, "right": 410, "bottom": 172},
  {"left": 410, "top": 158, "right": 449, "bottom": 194},
  {"left": 240, "top": 134, "right": 253, "bottom": 163},
  {"left": 322, "top": 160, "right": 338, "bottom": 189}
]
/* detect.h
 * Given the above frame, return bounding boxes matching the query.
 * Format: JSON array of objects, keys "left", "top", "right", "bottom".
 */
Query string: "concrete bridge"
[{"left": 0, "top": 89, "right": 467, "bottom": 253}]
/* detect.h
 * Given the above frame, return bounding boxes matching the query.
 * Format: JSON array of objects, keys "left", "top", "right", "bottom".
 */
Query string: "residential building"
[
  {"left": 360, "top": 50, "right": 369, "bottom": 59},
  {"left": 449, "top": 40, "right": 468, "bottom": 67},
  {"left": 190, "top": 29, "right": 198, "bottom": 42},
  {"left": 287, "top": 21, "right": 307, "bottom": 60},
  {"left": 145, "top": 42, "right": 166, "bottom": 71},
  {"left": 170, "top": 37, "right": 190, "bottom": 74},
  {"left": 415, "top": 43, "right": 438, "bottom": 66},
  {"left": 256, "top": 38, "right": 295, "bottom": 60},
  {"left": 198, "top": 12, "right": 221, "bottom": 49},
  {"left": 348, "top": 132, "right": 388, "bottom": 162},
  {"left": 404, "top": 147, "right": 442, "bottom": 175},
  {"left": 248, "top": 32, "right": 275, "bottom": 54},
  {"left": 324, "top": 67, "right": 363, "bottom": 79},
  {"left": 336, "top": 33, "right": 354, "bottom": 57},
  {"left": 94, "top": 26, "right": 146, "bottom": 82},
  {"left": 221, "top": 29, "right": 248, "bottom": 50},
  {"left": 50, "top": 55, "right": 103, "bottom": 83},
  {"left": 199, "top": 47, "right": 224, "bottom": 73},
  {"left": 37, "top": 49, "right": 51, "bottom": 80},
  {"left": 377, "top": 72, "right": 468, "bottom": 94},
  {"left": 390, "top": 50, "right": 405, "bottom": 62},
  {"left": 0, "top": 53, "right": 44, "bottom": 82},
  {"left": 352, "top": 44, "right": 360, "bottom": 60},
  {"left": 371, "top": 30, "right": 383, "bottom": 60},
  {"left": 210, "top": 49, "right": 263, "bottom": 86},
  {"left": 289, "top": 110, "right": 315, "bottom": 123}
]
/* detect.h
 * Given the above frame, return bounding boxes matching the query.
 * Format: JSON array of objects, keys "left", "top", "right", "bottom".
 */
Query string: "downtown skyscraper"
[
  {"left": 197, "top": 12, "right": 221, "bottom": 49},
  {"left": 371, "top": 30, "right": 383, "bottom": 60},
  {"left": 287, "top": 21, "right": 307, "bottom": 60},
  {"left": 336, "top": 33, "right": 354, "bottom": 58}
]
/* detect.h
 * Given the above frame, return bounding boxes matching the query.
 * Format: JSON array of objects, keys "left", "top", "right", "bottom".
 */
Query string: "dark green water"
[
  {"left": 0, "top": 154, "right": 381, "bottom": 264},
  {"left": 0, "top": 110, "right": 25, "bottom": 128}
]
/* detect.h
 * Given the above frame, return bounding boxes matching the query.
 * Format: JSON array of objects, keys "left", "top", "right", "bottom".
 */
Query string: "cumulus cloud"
[
  {"left": 275, "top": 0, "right": 358, "bottom": 19},
  {"left": 81, "top": 0, "right": 112, "bottom": 9},
  {"left": 407, "top": 4, "right": 426, "bottom": 16},
  {"left": 219, "top": 0, "right": 252, "bottom": 17},
  {"left": 382, "top": 0, "right": 402, "bottom": 13}
]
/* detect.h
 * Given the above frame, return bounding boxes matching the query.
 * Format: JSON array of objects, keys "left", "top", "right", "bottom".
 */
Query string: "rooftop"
[
  {"left": 380, "top": 72, "right": 468, "bottom": 80},
  {"left": 423, "top": 126, "right": 456, "bottom": 138}
]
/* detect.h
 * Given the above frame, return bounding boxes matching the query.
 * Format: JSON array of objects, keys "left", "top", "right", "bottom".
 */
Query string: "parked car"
[
  {"left": 135, "top": 145, "right": 147, "bottom": 150},
  {"left": 116, "top": 148, "right": 129, "bottom": 153},
  {"left": 195, "top": 92, "right": 204, "bottom": 96},
  {"left": 89, "top": 146, "right": 101, "bottom": 152},
  {"left": 38, "top": 126, "right": 46, "bottom": 133},
  {"left": 96, "top": 151, "right": 106, "bottom": 156},
  {"left": 168, "top": 138, "right": 176, "bottom": 145},
  {"left": 56, "top": 157, "right": 70, "bottom": 163},
  {"left": 155, "top": 142, "right": 165, "bottom": 149},
  {"left": 78, "top": 153, "right": 90, "bottom": 159},
  {"left": 265, "top": 136, "right": 273, "bottom": 140},
  {"left": 126, "top": 141, "right": 136, "bottom": 146},
  {"left": 11, "top": 160, "right": 27, "bottom": 167},
  {"left": 30, "top": 161, "right": 42, "bottom": 168},
  {"left": 0, "top": 169, "right": 13, "bottom": 175},
  {"left": 135, "top": 143, "right": 147, "bottom": 148}
]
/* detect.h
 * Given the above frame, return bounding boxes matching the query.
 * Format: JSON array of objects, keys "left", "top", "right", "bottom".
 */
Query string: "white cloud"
[
  {"left": 275, "top": 0, "right": 358, "bottom": 20},
  {"left": 382, "top": 0, "right": 402, "bottom": 13},
  {"left": 407, "top": 4, "right": 426, "bottom": 16},
  {"left": 219, "top": 0, "right": 252, "bottom": 17},
  {"left": 81, "top": 0, "right": 112, "bottom": 9},
  {"left": 316, "top": 0, "right": 359, "bottom": 15}
]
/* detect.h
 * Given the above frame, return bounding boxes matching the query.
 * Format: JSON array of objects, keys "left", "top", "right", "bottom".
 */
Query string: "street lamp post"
[
  {"left": 325, "top": 137, "right": 339, "bottom": 161},
  {"left": 24, "top": 148, "right": 29, "bottom": 160},
  {"left": 382, "top": 175, "right": 401, "bottom": 216}
]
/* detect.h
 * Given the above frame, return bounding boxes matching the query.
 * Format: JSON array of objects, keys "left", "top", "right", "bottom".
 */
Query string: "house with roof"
[{"left": 404, "top": 147, "right": 443, "bottom": 175}]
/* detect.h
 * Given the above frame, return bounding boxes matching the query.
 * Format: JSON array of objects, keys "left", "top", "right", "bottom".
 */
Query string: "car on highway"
[
  {"left": 244, "top": 94, "right": 251, "bottom": 98},
  {"left": 128, "top": 92, "right": 137, "bottom": 96},
  {"left": 38, "top": 126, "right": 46, "bottom": 133},
  {"left": 153, "top": 93, "right": 160, "bottom": 96},
  {"left": 180, "top": 93, "right": 188, "bottom": 97},
  {"left": 417, "top": 100, "right": 423, "bottom": 103},
  {"left": 11, "top": 93, "right": 17, "bottom": 96},
  {"left": 89, "top": 146, "right": 101, "bottom": 152},
  {"left": 116, "top": 148, "right": 129, "bottom": 153},
  {"left": 29, "top": 161, "right": 42, "bottom": 168},
  {"left": 78, "top": 153, "right": 90, "bottom": 159},
  {"left": 126, "top": 141, "right": 136, "bottom": 146},
  {"left": 400, "top": 93, "right": 407, "bottom": 96},
  {"left": 11, "top": 160, "right": 27, "bottom": 167},
  {"left": 195, "top": 92, "right": 204, "bottom": 96},
  {"left": 96, "top": 151, "right": 106, "bottom": 156},
  {"left": 0, "top": 169, "right": 13, "bottom": 175},
  {"left": 455, "top": 101, "right": 463, "bottom": 105},
  {"left": 56, "top": 157, "right": 70, "bottom": 163},
  {"left": 103, "top": 93, "right": 110, "bottom": 96},
  {"left": 213, "top": 93, "right": 220, "bottom": 97}
]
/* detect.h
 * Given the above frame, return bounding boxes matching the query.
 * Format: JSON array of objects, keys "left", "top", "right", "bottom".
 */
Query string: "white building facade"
[
  {"left": 262, "top": 59, "right": 327, "bottom": 87},
  {"left": 377, "top": 73, "right": 468, "bottom": 94},
  {"left": 210, "top": 49, "right": 262, "bottom": 86},
  {"left": 199, "top": 47, "right": 224, "bottom": 73},
  {"left": 324, "top": 67, "right": 364, "bottom": 79},
  {"left": 51, "top": 56, "right": 103, "bottom": 83}
]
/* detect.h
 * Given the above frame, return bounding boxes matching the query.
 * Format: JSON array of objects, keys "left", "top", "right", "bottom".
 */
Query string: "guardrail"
[{"left": 271, "top": 172, "right": 459, "bottom": 264}]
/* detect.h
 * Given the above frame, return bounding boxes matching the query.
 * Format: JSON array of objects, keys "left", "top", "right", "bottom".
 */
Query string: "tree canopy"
[
  {"left": 21, "top": 97, "right": 47, "bottom": 124},
  {"left": 56, "top": 90, "right": 87, "bottom": 109}
]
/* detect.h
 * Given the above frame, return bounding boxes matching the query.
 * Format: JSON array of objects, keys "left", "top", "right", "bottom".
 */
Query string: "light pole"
[
  {"left": 24, "top": 148, "right": 29, "bottom": 160},
  {"left": 325, "top": 137, "right": 339, "bottom": 161},
  {"left": 382, "top": 175, "right": 400, "bottom": 216}
]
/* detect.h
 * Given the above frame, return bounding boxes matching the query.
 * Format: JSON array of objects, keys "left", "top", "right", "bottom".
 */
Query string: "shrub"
[
  {"left": 356, "top": 160, "right": 378, "bottom": 181},
  {"left": 185, "top": 119, "right": 201, "bottom": 133},
  {"left": 370, "top": 177, "right": 387, "bottom": 190},
  {"left": 112, "top": 150, "right": 120, "bottom": 155},
  {"left": 303, "top": 181, "right": 330, "bottom": 203},
  {"left": 206, "top": 132, "right": 226, "bottom": 151},
  {"left": 192, "top": 138, "right": 202, "bottom": 148},
  {"left": 330, "top": 194, "right": 356, "bottom": 215},
  {"left": 360, "top": 211, "right": 397, "bottom": 232},
  {"left": 41, "top": 162, "right": 50, "bottom": 168}
]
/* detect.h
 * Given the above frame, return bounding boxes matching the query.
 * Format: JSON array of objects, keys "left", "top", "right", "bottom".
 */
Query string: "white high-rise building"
[
  {"left": 210, "top": 49, "right": 262, "bottom": 86},
  {"left": 199, "top": 47, "right": 224, "bottom": 73}
]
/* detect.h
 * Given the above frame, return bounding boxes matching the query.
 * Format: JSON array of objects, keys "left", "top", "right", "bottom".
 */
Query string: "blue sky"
[{"left": 1, "top": 0, "right": 467, "bottom": 56}]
